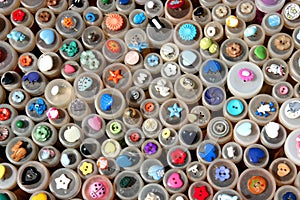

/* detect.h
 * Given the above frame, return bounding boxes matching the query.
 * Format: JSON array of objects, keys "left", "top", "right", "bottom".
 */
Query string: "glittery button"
[{"left": 268, "top": 14, "right": 280, "bottom": 27}]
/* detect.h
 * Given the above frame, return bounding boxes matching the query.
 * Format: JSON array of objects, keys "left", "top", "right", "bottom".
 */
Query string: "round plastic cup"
[
  {"left": 114, "top": 171, "right": 144, "bottom": 200},
  {"left": 274, "top": 185, "right": 300, "bottom": 200},
  {"left": 82, "top": 175, "right": 114, "bottom": 200},
  {"left": 146, "top": 17, "right": 173, "bottom": 49},
  {"left": 212, "top": 3, "right": 231, "bottom": 25},
  {"left": 124, "top": 128, "right": 145, "bottom": 147},
  {"left": 223, "top": 96, "right": 248, "bottom": 123},
  {"left": 269, "top": 157, "right": 297, "bottom": 186},
  {"left": 8, "top": 88, "right": 30, "bottom": 111},
  {"left": 0, "top": 41, "right": 18, "bottom": 75},
  {"left": 261, "top": 13, "right": 284, "bottom": 36},
  {"left": 236, "top": 0, "right": 256, "bottom": 22},
  {"left": 10, "top": 7, "right": 34, "bottom": 28},
  {"left": 248, "top": 94, "right": 279, "bottom": 126},
  {"left": 144, "top": 0, "right": 164, "bottom": 18},
  {"left": 196, "top": 140, "right": 221, "bottom": 165},
  {"left": 96, "top": 0, "right": 116, "bottom": 14},
  {"left": 199, "top": 59, "right": 228, "bottom": 87},
  {"left": 204, "top": 21, "right": 224, "bottom": 42},
  {"left": 159, "top": 98, "right": 188, "bottom": 130},
  {"left": 186, "top": 161, "right": 207, "bottom": 182},
  {"left": 164, "top": 0, "right": 193, "bottom": 25},
  {"left": 163, "top": 169, "right": 188, "bottom": 194},
  {"left": 255, "top": 0, "right": 286, "bottom": 13},
  {"left": 60, "top": 148, "right": 82, "bottom": 169},
  {"left": 81, "top": 114, "right": 105, "bottom": 139},
  {"left": 138, "top": 183, "right": 169, "bottom": 200},
  {"left": 116, "top": 0, "right": 135, "bottom": 15},
  {"left": 0, "top": 125, "right": 14, "bottom": 146},
  {"left": 237, "top": 168, "right": 276, "bottom": 200},
  {"left": 124, "top": 28, "right": 148, "bottom": 52},
  {"left": 67, "top": 0, "right": 89, "bottom": 13},
  {"left": 0, "top": 163, "right": 17, "bottom": 190},
  {"left": 148, "top": 77, "right": 174, "bottom": 104},
  {"left": 45, "top": 79, "right": 74, "bottom": 109},
  {"left": 0, "top": 104, "right": 17, "bottom": 125},
  {"left": 128, "top": 9, "right": 148, "bottom": 28},
  {"left": 97, "top": 157, "right": 120, "bottom": 179},
  {"left": 189, "top": 106, "right": 211, "bottom": 128},
  {"left": 1, "top": 71, "right": 21, "bottom": 92},
  {"left": 267, "top": 33, "right": 294, "bottom": 60},
  {"left": 116, "top": 146, "right": 144, "bottom": 171},
  {"left": 220, "top": 38, "right": 249, "bottom": 67},
  {"left": 49, "top": 168, "right": 82, "bottom": 199},
  {"left": 178, "top": 123, "right": 202, "bottom": 150},
  {"left": 47, "top": 0, "right": 68, "bottom": 14},
  {"left": 140, "top": 158, "right": 164, "bottom": 183},
  {"left": 294, "top": 83, "right": 300, "bottom": 98},
  {"left": 83, "top": 6, "right": 103, "bottom": 27},
  {"left": 206, "top": 117, "right": 233, "bottom": 145},
  {"left": 74, "top": 71, "right": 104, "bottom": 104},
  {"left": 0, "top": 86, "right": 4, "bottom": 104},
  {"left": 213, "top": 189, "right": 242, "bottom": 200},
  {"left": 222, "top": 142, "right": 243, "bottom": 164},
  {"left": 55, "top": 10, "right": 85, "bottom": 39},
  {"left": 243, "top": 24, "right": 265, "bottom": 48},
  {"left": 20, "top": 0, "right": 46, "bottom": 13},
  {"left": 59, "top": 38, "right": 84, "bottom": 61},
  {"left": 272, "top": 82, "right": 293, "bottom": 104},
  {"left": 38, "top": 146, "right": 60, "bottom": 168},
  {"left": 67, "top": 98, "right": 91, "bottom": 122},
  {"left": 207, "top": 159, "right": 238, "bottom": 190},
  {"left": 289, "top": 50, "right": 300, "bottom": 82},
  {"left": 101, "top": 12, "right": 129, "bottom": 39},
  {"left": 158, "top": 127, "right": 179, "bottom": 149},
  {"left": 29, "top": 191, "right": 56, "bottom": 200},
  {"left": 58, "top": 123, "right": 84, "bottom": 148},
  {"left": 243, "top": 144, "right": 269, "bottom": 168},
  {"left": 233, "top": 119, "right": 260, "bottom": 147},
  {"left": 77, "top": 159, "right": 98, "bottom": 180},
  {"left": 260, "top": 122, "right": 287, "bottom": 149},
  {"left": 178, "top": 49, "right": 202, "bottom": 74},
  {"left": 16, "top": 161, "right": 49, "bottom": 194},
  {"left": 281, "top": 2, "right": 300, "bottom": 29},
  {"left": 31, "top": 122, "right": 57, "bottom": 147},
  {"left": 225, "top": 17, "right": 246, "bottom": 39},
  {"left": 0, "top": 190, "right": 17, "bottom": 200},
  {"left": 202, "top": 86, "right": 226, "bottom": 111},
  {"left": 7, "top": 25, "right": 35, "bottom": 53},
  {"left": 160, "top": 43, "right": 179, "bottom": 62},
  {"left": 101, "top": 139, "right": 121, "bottom": 159},
  {"left": 102, "top": 37, "right": 128, "bottom": 63},
  {"left": 18, "top": 53, "right": 38, "bottom": 73},
  {"left": 0, "top": 13, "right": 12, "bottom": 41},
  {"left": 11, "top": 115, "right": 34, "bottom": 137},
  {"left": 35, "top": 8, "right": 56, "bottom": 28},
  {"left": 25, "top": 97, "right": 50, "bottom": 122},
  {"left": 0, "top": 0, "right": 20, "bottom": 16},
  {"left": 227, "top": 61, "right": 263, "bottom": 99},
  {"left": 82, "top": 26, "right": 106, "bottom": 50},
  {"left": 192, "top": 6, "right": 212, "bottom": 27},
  {"left": 263, "top": 58, "right": 289, "bottom": 86},
  {"left": 293, "top": 27, "right": 300, "bottom": 49},
  {"left": 173, "top": 20, "right": 202, "bottom": 50},
  {"left": 188, "top": 181, "right": 214, "bottom": 200}
]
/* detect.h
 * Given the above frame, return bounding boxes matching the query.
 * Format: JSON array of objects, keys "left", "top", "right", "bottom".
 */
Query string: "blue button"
[
  {"left": 85, "top": 12, "right": 96, "bottom": 22},
  {"left": 248, "top": 148, "right": 265, "bottom": 164},
  {"left": 116, "top": 155, "right": 133, "bottom": 168},
  {"left": 227, "top": 99, "right": 244, "bottom": 116},
  {"left": 100, "top": 94, "right": 113, "bottom": 111}
]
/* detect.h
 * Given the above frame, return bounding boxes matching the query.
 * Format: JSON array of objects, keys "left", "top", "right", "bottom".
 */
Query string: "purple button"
[{"left": 204, "top": 87, "right": 224, "bottom": 105}]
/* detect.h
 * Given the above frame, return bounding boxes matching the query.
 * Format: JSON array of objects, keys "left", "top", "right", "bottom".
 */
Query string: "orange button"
[
  {"left": 105, "top": 13, "right": 124, "bottom": 31},
  {"left": 19, "top": 55, "right": 32, "bottom": 67},
  {"left": 145, "top": 102, "right": 155, "bottom": 112},
  {"left": 247, "top": 176, "right": 267, "bottom": 195}
]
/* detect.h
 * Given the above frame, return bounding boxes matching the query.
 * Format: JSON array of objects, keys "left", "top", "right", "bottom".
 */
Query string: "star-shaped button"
[
  {"left": 55, "top": 174, "right": 71, "bottom": 190},
  {"left": 168, "top": 103, "right": 183, "bottom": 118},
  {"left": 108, "top": 69, "right": 123, "bottom": 84}
]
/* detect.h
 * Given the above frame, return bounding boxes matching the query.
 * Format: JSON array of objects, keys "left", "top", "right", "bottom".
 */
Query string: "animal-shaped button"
[{"left": 90, "top": 182, "right": 106, "bottom": 198}]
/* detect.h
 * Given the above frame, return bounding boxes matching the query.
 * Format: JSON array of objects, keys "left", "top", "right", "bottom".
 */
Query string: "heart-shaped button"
[
  {"left": 248, "top": 148, "right": 265, "bottom": 164},
  {"left": 236, "top": 122, "right": 252, "bottom": 137},
  {"left": 64, "top": 64, "right": 76, "bottom": 74},
  {"left": 21, "top": 167, "right": 41, "bottom": 185},
  {"left": 181, "top": 50, "right": 197, "bottom": 66},
  {"left": 40, "top": 29, "right": 55, "bottom": 45},
  {"left": 182, "top": 130, "right": 197, "bottom": 145},
  {"left": 167, "top": 172, "right": 183, "bottom": 188},
  {"left": 116, "top": 155, "right": 133, "bottom": 168},
  {"left": 104, "top": 142, "right": 116, "bottom": 154},
  {"left": 148, "top": 165, "right": 164, "bottom": 180},
  {"left": 88, "top": 116, "right": 102, "bottom": 131}
]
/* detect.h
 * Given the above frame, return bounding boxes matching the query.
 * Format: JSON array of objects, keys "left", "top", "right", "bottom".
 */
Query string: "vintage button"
[
  {"left": 162, "top": 128, "right": 171, "bottom": 139},
  {"left": 97, "top": 157, "right": 108, "bottom": 170},
  {"left": 215, "top": 166, "right": 230, "bottom": 182},
  {"left": 64, "top": 64, "right": 76, "bottom": 74},
  {"left": 284, "top": 3, "right": 300, "bottom": 21},
  {"left": 55, "top": 174, "right": 71, "bottom": 190},
  {"left": 200, "top": 37, "right": 212, "bottom": 50},
  {"left": 0, "top": 108, "right": 10, "bottom": 121},
  {"left": 181, "top": 50, "right": 197, "bottom": 66},
  {"left": 62, "top": 16, "right": 76, "bottom": 29},
  {"left": 179, "top": 23, "right": 197, "bottom": 41},
  {"left": 21, "top": 166, "right": 41, "bottom": 185},
  {"left": 167, "top": 172, "right": 183, "bottom": 188},
  {"left": 182, "top": 130, "right": 197, "bottom": 145},
  {"left": 47, "top": 0, "right": 57, "bottom": 6},
  {"left": 38, "top": 11, "right": 51, "bottom": 23},
  {"left": 22, "top": 72, "right": 40, "bottom": 83},
  {"left": 133, "top": 13, "right": 146, "bottom": 24},
  {"left": 100, "top": 94, "right": 114, "bottom": 111},
  {"left": 110, "top": 121, "right": 122, "bottom": 135},
  {"left": 105, "top": 13, "right": 124, "bottom": 31},
  {"left": 167, "top": 0, "right": 185, "bottom": 9},
  {"left": 20, "top": 55, "right": 33, "bottom": 67},
  {"left": 64, "top": 126, "right": 81, "bottom": 143},
  {"left": 28, "top": 98, "right": 47, "bottom": 115},
  {"left": 40, "top": 148, "right": 55, "bottom": 160},
  {"left": 61, "top": 153, "right": 71, "bottom": 165},
  {"left": 125, "top": 51, "right": 139, "bottom": 66},
  {"left": 247, "top": 176, "right": 267, "bottom": 194},
  {"left": 284, "top": 100, "right": 300, "bottom": 119},
  {"left": 144, "top": 118, "right": 158, "bottom": 132},
  {"left": 119, "top": 176, "right": 136, "bottom": 188},
  {"left": 104, "top": 142, "right": 116, "bottom": 154},
  {"left": 255, "top": 101, "right": 276, "bottom": 117},
  {"left": 283, "top": 192, "right": 296, "bottom": 200},
  {"left": 168, "top": 103, "right": 183, "bottom": 118},
  {"left": 226, "top": 42, "right": 242, "bottom": 58},
  {"left": 40, "top": 30, "right": 55, "bottom": 45},
  {"left": 106, "top": 39, "right": 121, "bottom": 53},
  {"left": 11, "top": 140, "right": 27, "bottom": 162},
  {"left": 204, "top": 87, "right": 224, "bottom": 105},
  {"left": 145, "top": 102, "right": 155, "bottom": 112},
  {"left": 85, "top": 12, "right": 96, "bottom": 22},
  {"left": 238, "top": 68, "right": 254, "bottom": 82}
]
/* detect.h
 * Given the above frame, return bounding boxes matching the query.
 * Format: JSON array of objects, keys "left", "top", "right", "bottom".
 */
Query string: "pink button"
[
  {"left": 125, "top": 51, "right": 140, "bottom": 66},
  {"left": 90, "top": 182, "right": 106, "bottom": 198},
  {"left": 278, "top": 85, "right": 288, "bottom": 95}
]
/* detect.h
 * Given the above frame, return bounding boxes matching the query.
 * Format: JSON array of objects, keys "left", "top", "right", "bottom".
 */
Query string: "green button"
[
  {"left": 0, "top": 193, "right": 10, "bottom": 200},
  {"left": 110, "top": 122, "right": 122, "bottom": 135},
  {"left": 101, "top": 0, "right": 109, "bottom": 4},
  {"left": 16, "top": 120, "right": 24, "bottom": 128},
  {"left": 34, "top": 125, "right": 51, "bottom": 142}
]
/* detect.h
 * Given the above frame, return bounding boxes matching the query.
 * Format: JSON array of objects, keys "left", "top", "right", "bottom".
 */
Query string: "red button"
[
  {"left": 0, "top": 108, "right": 11, "bottom": 121},
  {"left": 167, "top": 0, "right": 185, "bottom": 9},
  {"left": 130, "top": 132, "right": 140, "bottom": 142},
  {"left": 193, "top": 186, "right": 209, "bottom": 200},
  {"left": 170, "top": 148, "right": 186, "bottom": 165},
  {"left": 12, "top": 9, "right": 25, "bottom": 22}
]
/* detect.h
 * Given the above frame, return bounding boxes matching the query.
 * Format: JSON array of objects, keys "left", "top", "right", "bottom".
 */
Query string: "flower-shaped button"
[
  {"left": 193, "top": 186, "right": 209, "bottom": 200},
  {"left": 274, "top": 35, "right": 291, "bottom": 51},
  {"left": 34, "top": 125, "right": 51, "bottom": 142},
  {"left": 105, "top": 13, "right": 123, "bottom": 31},
  {"left": 238, "top": 68, "right": 254, "bottom": 82},
  {"left": 12, "top": 9, "right": 25, "bottom": 22},
  {"left": 19, "top": 55, "right": 32, "bottom": 67},
  {"left": 179, "top": 23, "right": 197, "bottom": 41},
  {"left": 28, "top": 98, "right": 47, "bottom": 115},
  {"left": 215, "top": 166, "right": 230, "bottom": 182},
  {"left": 0, "top": 108, "right": 11, "bottom": 121},
  {"left": 144, "top": 142, "right": 157, "bottom": 155},
  {"left": 0, "top": 126, "right": 9, "bottom": 141},
  {"left": 80, "top": 162, "right": 93, "bottom": 175},
  {"left": 38, "top": 11, "right": 51, "bottom": 23}
]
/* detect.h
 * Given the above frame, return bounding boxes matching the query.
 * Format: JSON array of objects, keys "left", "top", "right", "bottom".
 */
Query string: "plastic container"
[
  {"left": 243, "top": 144, "right": 269, "bottom": 168},
  {"left": 138, "top": 184, "right": 169, "bottom": 200},
  {"left": 178, "top": 49, "right": 202, "bottom": 74},
  {"left": 196, "top": 140, "right": 221, "bottom": 165},
  {"left": 82, "top": 26, "right": 106, "bottom": 50},
  {"left": 263, "top": 58, "right": 289, "bottom": 86},
  {"left": 269, "top": 157, "right": 297, "bottom": 186},
  {"left": 11, "top": 115, "right": 34, "bottom": 137},
  {"left": 261, "top": 13, "right": 284, "bottom": 36},
  {"left": 67, "top": 0, "right": 89, "bottom": 13},
  {"left": 49, "top": 168, "right": 82, "bottom": 199},
  {"left": 140, "top": 158, "right": 164, "bottom": 183},
  {"left": 255, "top": 0, "right": 286, "bottom": 13},
  {"left": 102, "top": 38, "right": 128, "bottom": 63},
  {"left": 116, "top": 146, "right": 144, "bottom": 171},
  {"left": 0, "top": 163, "right": 18, "bottom": 190},
  {"left": 163, "top": 169, "right": 188, "bottom": 194},
  {"left": 16, "top": 161, "right": 49, "bottom": 194},
  {"left": 202, "top": 86, "right": 226, "bottom": 111},
  {"left": 279, "top": 98, "right": 300, "bottom": 130},
  {"left": 213, "top": 189, "right": 242, "bottom": 200},
  {"left": 0, "top": 125, "right": 14, "bottom": 146},
  {"left": 47, "top": 0, "right": 68, "bottom": 14},
  {"left": 222, "top": 142, "right": 243, "bottom": 164},
  {"left": 83, "top": 6, "right": 103, "bottom": 27},
  {"left": 206, "top": 117, "right": 232, "bottom": 144},
  {"left": 7, "top": 26, "right": 35, "bottom": 53},
  {"left": 96, "top": 0, "right": 116, "bottom": 14},
  {"left": 192, "top": 6, "right": 212, "bottom": 27},
  {"left": 48, "top": 108, "right": 71, "bottom": 129},
  {"left": 293, "top": 26, "right": 300, "bottom": 49},
  {"left": 186, "top": 161, "right": 206, "bottom": 182},
  {"left": 289, "top": 50, "right": 300, "bottom": 82},
  {"left": 281, "top": 2, "right": 300, "bottom": 29},
  {"left": 204, "top": 21, "right": 224, "bottom": 42},
  {"left": 160, "top": 43, "right": 179, "bottom": 62},
  {"left": 233, "top": 119, "right": 260, "bottom": 147},
  {"left": 20, "top": 0, "right": 46, "bottom": 13},
  {"left": 0, "top": 41, "right": 18, "bottom": 75},
  {"left": 58, "top": 123, "right": 84, "bottom": 148},
  {"left": 227, "top": 61, "right": 263, "bottom": 99},
  {"left": 144, "top": 0, "right": 164, "bottom": 18},
  {"left": 274, "top": 185, "right": 300, "bottom": 200},
  {"left": 268, "top": 33, "right": 294, "bottom": 60},
  {"left": 212, "top": 4, "right": 231, "bottom": 25},
  {"left": 260, "top": 122, "right": 287, "bottom": 149},
  {"left": 164, "top": 0, "right": 193, "bottom": 25},
  {"left": 243, "top": 24, "right": 265, "bottom": 48},
  {"left": 101, "top": 139, "right": 121, "bottom": 159},
  {"left": 122, "top": 108, "right": 143, "bottom": 129},
  {"left": 0, "top": 14, "right": 12, "bottom": 41},
  {"left": 10, "top": 7, "right": 34, "bottom": 28},
  {"left": 38, "top": 146, "right": 60, "bottom": 167},
  {"left": 59, "top": 38, "right": 84, "bottom": 61},
  {"left": 116, "top": 0, "right": 135, "bottom": 15},
  {"left": 31, "top": 122, "right": 57, "bottom": 147},
  {"left": 67, "top": 98, "right": 91, "bottom": 122},
  {"left": 29, "top": 191, "right": 55, "bottom": 200},
  {"left": 0, "top": 0, "right": 20, "bottom": 16}
]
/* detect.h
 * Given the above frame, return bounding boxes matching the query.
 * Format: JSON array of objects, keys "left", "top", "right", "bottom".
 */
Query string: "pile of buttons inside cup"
[{"left": 1, "top": 0, "right": 300, "bottom": 199}]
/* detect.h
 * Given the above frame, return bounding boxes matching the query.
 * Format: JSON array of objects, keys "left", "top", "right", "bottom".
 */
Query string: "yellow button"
[
  {"left": 32, "top": 193, "right": 47, "bottom": 200},
  {"left": 0, "top": 164, "right": 5, "bottom": 179},
  {"left": 104, "top": 142, "right": 116, "bottom": 154},
  {"left": 162, "top": 129, "right": 171, "bottom": 139},
  {"left": 80, "top": 162, "right": 93, "bottom": 175}
]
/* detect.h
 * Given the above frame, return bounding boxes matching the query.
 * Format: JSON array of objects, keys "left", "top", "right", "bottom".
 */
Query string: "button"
[
  {"left": 199, "top": 143, "right": 217, "bottom": 162},
  {"left": 227, "top": 99, "right": 244, "bottom": 116},
  {"left": 163, "top": 63, "right": 177, "bottom": 77},
  {"left": 277, "top": 163, "right": 290, "bottom": 177},
  {"left": 200, "top": 37, "right": 212, "bottom": 50},
  {"left": 125, "top": 51, "right": 140, "bottom": 66},
  {"left": 215, "top": 5, "right": 228, "bottom": 18},
  {"left": 47, "top": 0, "right": 57, "bottom": 6},
  {"left": 97, "top": 157, "right": 108, "bottom": 170},
  {"left": 236, "top": 121, "right": 252, "bottom": 136},
  {"left": 38, "top": 11, "right": 51, "bottom": 23},
  {"left": 34, "top": 125, "right": 51, "bottom": 142},
  {"left": 90, "top": 182, "right": 106, "bottom": 198},
  {"left": 268, "top": 14, "right": 280, "bottom": 27},
  {"left": 0, "top": 126, "right": 9, "bottom": 141},
  {"left": 284, "top": 3, "right": 300, "bottom": 21},
  {"left": 240, "top": 2, "right": 253, "bottom": 14},
  {"left": 19, "top": 55, "right": 32, "bottom": 67},
  {"left": 2, "top": 72, "right": 14, "bottom": 85},
  {"left": 226, "top": 42, "right": 242, "bottom": 58},
  {"left": 254, "top": 46, "right": 267, "bottom": 60},
  {"left": 77, "top": 77, "right": 93, "bottom": 92},
  {"left": 212, "top": 120, "right": 229, "bottom": 137},
  {"left": 100, "top": 94, "right": 114, "bottom": 111},
  {"left": 171, "top": 148, "right": 186, "bottom": 165},
  {"left": 64, "top": 64, "right": 76, "bottom": 74},
  {"left": 204, "top": 87, "right": 224, "bottom": 105},
  {"left": 248, "top": 148, "right": 265, "bottom": 163},
  {"left": 7, "top": 30, "right": 26, "bottom": 41},
  {"left": 104, "top": 142, "right": 116, "bottom": 154},
  {"left": 215, "top": 166, "right": 230, "bottom": 181},
  {"left": 167, "top": 172, "right": 183, "bottom": 188},
  {"left": 283, "top": 192, "right": 296, "bottom": 200},
  {"left": 21, "top": 167, "right": 41, "bottom": 185},
  {"left": 180, "top": 77, "right": 195, "bottom": 90},
  {"left": 179, "top": 23, "right": 197, "bottom": 41},
  {"left": 116, "top": 154, "right": 133, "bottom": 168},
  {"left": 133, "top": 13, "right": 146, "bottom": 24},
  {"left": 278, "top": 85, "right": 289, "bottom": 95},
  {"left": 130, "top": 132, "right": 140, "bottom": 142},
  {"left": 51, "top": 86, "right": 60, "bottom": 96},
  {"left": 274, "top": 35, "right": 291, "bottom": 51},
  {"left": 247, "top": 176, "right": 267, "bottom": 194},
  {"left": 0, "top": 164, "right": 5, "bottom": 179},
  {"left": 110, "top": 121, "right": 122, "bottom": 135},
  {"left": 144, "top": 118, "right": 158, "bottom": 132},
  {"left": 154, "top": 79, "right": 170, "bottom": 97},
  {"left": 255, "top": 101, "right": 276, "bottom": 117},
  {"left": 81, "top": 143, "right": 96, "bottom": 156},
  {"left": 238, "top": 68, "right": 254, "bottom": 82},
  {"left": 167, "top": 0, "right": 185, "bottom": 9},
  {"left": 0, "top": 194, "right": 9, "bottom": 200},
  {"left": 193, "top": 186, "right": 209, "bottom": 200},
  {"left": 64, "top": 126, "right": 81, "bottom": 143},
  {"left": 182, "top": 130, "right": 197, "bottom": 145},
  {"left": 244, "top": 26, "right": 257, "bottom": 37},
  {"left": 85, "top": 12, "right": 96, "bottom": 22},
  {"left": 145, "top": 102, "right": 155, "bottom": 112},
  {"left": 22, "top": 72, "right": 40, "bottom": 83},
  {"left": 168, "top": 103, "right": 183, "bottom": 118},
  {"left": 284, "top": 100, "right": 300, "bottom": 119},
  {"left": 12, "top": 9, "right": 25, "bottom": 22},
  {"left": 144, "top": 141, "right": 158, "bottom": 155},
  {"left": 148, "top": 165, "right": 164, "bottom": 180},
  {"left": 265, "top": 64, "right": 285, "bottom": 76},
  {"left": 145, "top": 192, "right": 160, "bottom": 200},
  {"left": 40, "top": 148, "right": 55, "bottom": 160},
  {"left": 206, "top": 26, "right": 216, "bottom": 37},
  {"left": 162, "top": 128, "right": 171, "bottom": 139},
  {"left": 31, "top": 193, "right": 47, "bottom": 200},
  {"left": 62, "top": 16, "right": 76, "bottom": 29},
  {"left": 147, "top": 54, "right": 159, "bottom": 67},
  {"left": 105, "top": 13, "right": 124, "bottom": 31},
  {"left": 79, "top": 162, "right": 93, "bottom": 175},
  {"left": 119, "top": 176, "right": 136, "bottom": 188},
  {"left": 55, "top": 174, "right": 71, "bottom": 190},
  {"left": 108, "top": 69, "right": 123, "bottom": 84},
  {"left": 0, "top": 108, "right": 11, "bottom": 121},
  {"left": 88, "top": 116, "right": 102, "bottom": 131},
  {"left": 40, "top": 30, "right": 55, "bottom": 45},
  {"left": 226, "top": 15, "right": 239, "bottom": 28},
  {"left": 265, "top": 122, "right": 279, "bottom": 139},
  {"left": 61, "top": 41, "right": 79, "bottom": 57},
  {"left": 181, "top": 50, "right": 197, "bottom": 66},
  {"left": 16, "top": 120, "right": 25, "bottom": 129},
  {"left": 194, "top": 6, "right": 204, "bottom": 16},
  {"left": 11, "top": 140, "right": 27, "bottom": 162}
]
